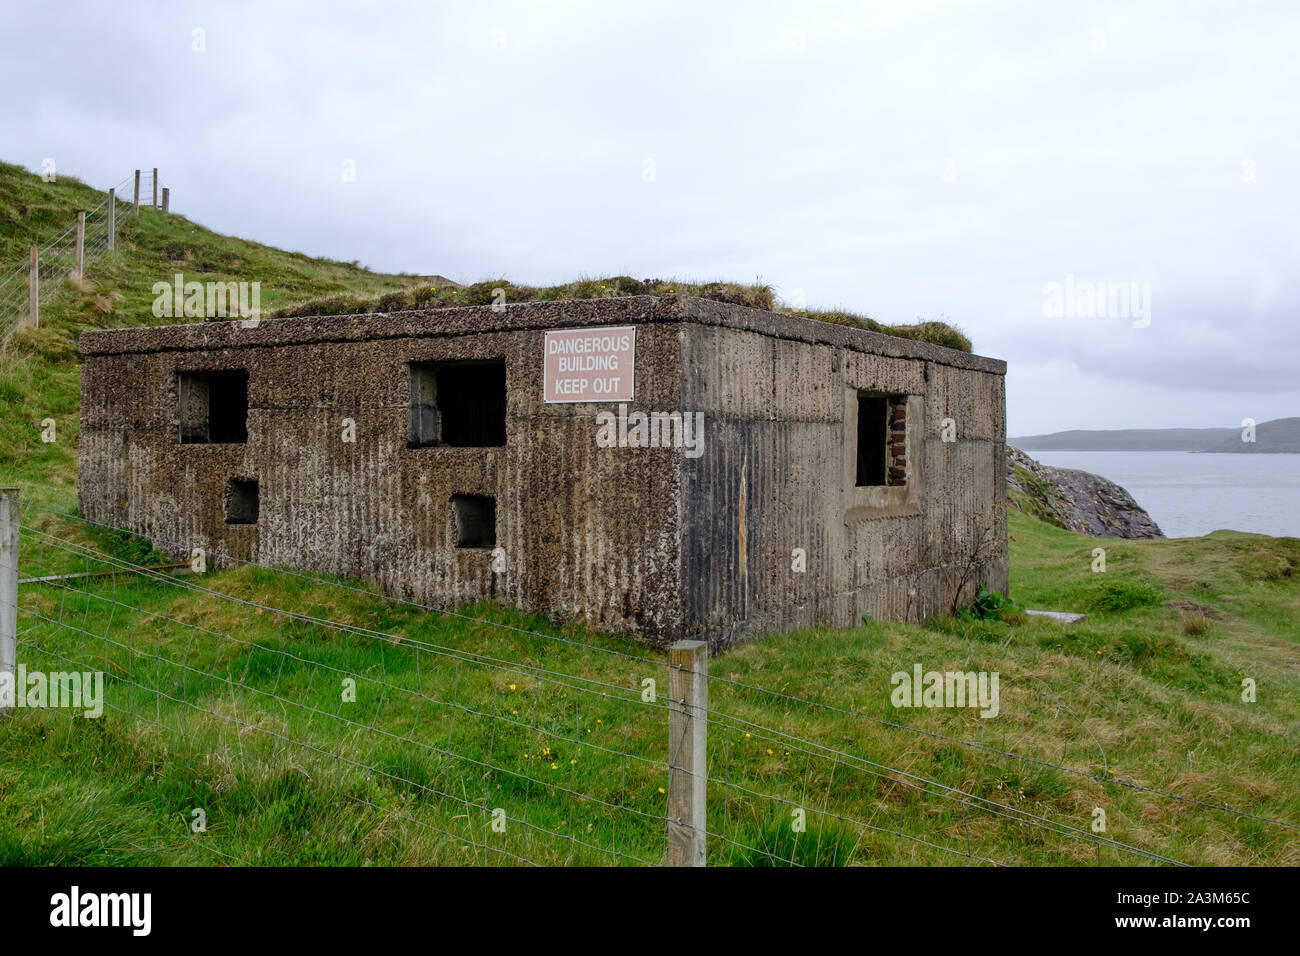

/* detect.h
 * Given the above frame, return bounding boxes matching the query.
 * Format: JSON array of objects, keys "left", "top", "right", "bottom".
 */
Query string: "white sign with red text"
[{"left": 543, "top": 326, "right": 636, "bottom": 403}]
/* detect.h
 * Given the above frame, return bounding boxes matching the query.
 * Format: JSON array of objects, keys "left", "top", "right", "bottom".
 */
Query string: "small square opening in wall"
[
  {"left": 224, "top": 478, "right": 259, "bottom": 525},
  {"left": 451, "top": 494, "right": 496, "bottom": 549},
  {"left": 178, "top": 371, "right": 248, "bottom": 444}
]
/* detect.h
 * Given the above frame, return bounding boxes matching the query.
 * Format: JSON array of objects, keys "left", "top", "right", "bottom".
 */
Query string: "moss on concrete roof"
[{"left": 270, "top": 276, "right": 973, "bottom": 353}]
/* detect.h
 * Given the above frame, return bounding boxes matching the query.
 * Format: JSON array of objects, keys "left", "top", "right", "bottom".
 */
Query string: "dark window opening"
[
  {"left": 224, "top": 478, "right": 259, "bottom": 525},
  {"left": 452, "top": 494, "right": 496, "bottom": 548},
  {"left": 179, "top": 371, "right": 248, "bottom": 444},
  {"left": 856, "top": 393, "right": 907, "bottom": 488},
  {"left": 855, "top": 395, "right": 888, "bottom": 486},
  {"left": 408, "top": 360, "right": 506, "bottom": 448}
]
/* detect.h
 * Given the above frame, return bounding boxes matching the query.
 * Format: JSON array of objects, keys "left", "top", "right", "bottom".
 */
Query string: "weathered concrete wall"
[
  {"left": 674, "top": 299, "right": 1007, "bottom": 649},
  {"left": 79, "top": 295, "right": 1007, "bottom": 652},
  {"left": 79, "top": 298, "right": 686, "bottom": 645}
]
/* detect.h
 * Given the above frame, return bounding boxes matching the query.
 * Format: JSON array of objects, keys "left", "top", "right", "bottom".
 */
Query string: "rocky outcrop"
[{"left": 1006, "top": 446, "right": 1163, "bottom": 539}]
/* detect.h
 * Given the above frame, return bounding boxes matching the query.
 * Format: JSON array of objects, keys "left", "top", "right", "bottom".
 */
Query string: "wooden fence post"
[
  {"left": 0, "top": 488, "right": 18, "bottom": 714},
  {"left": 107, "top": 188, "right": 116, "bottom": 252},
  {"left": 668, "top": 639, "right": 708, "bottom": 866},
  {"left": 162, "top": 187, "right": 170, "bottom": 213},
  {"left": 133, "top": 170, "right": 140, "bottom": 216},
  {"left": 152, "top": 168, "right": 158, "bottom": 208},
  {"left": 75, "top": 211, "right": 85, "bottom": 279},
  {"left": 27, "top": 247, "right": 38, "bottom": 329}
]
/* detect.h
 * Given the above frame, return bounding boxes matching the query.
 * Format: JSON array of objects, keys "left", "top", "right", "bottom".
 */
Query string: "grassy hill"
[
  {"left": 0, "top": 161, "right": 415, "bottom": 500},
  {"left": 0, "top": 162, "right": 1296, "bottom": 866}
]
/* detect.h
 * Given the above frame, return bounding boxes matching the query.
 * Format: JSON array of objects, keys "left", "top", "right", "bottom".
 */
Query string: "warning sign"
[{"left": 543, "top": 326, "right": 636, "bottom": 403}]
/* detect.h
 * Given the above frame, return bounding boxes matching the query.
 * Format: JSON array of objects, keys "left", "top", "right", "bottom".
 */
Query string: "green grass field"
[
  {"left": 0, "top": 161, "right": 1296, "bottom": 866},
  {"left": 4, "top": 503, "right": 1296, "bottom": 866}
]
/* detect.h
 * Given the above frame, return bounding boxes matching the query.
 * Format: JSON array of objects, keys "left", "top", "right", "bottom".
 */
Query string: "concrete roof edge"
[
  {"left": 666, "top": 296, "right": 1004, "bottom": 374},
  {"left": 78, "top": 294, "right": 1005, "bottom": 374}
]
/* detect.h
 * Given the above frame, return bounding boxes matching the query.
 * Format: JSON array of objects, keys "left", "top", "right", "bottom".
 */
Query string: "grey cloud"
[{"left": 2, "top": 0, "right": 1297, "bottom": 435}]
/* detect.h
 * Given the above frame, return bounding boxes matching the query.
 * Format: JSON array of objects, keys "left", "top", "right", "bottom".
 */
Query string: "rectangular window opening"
[
  {"left": 178, "top": 371, "right": 248, "bottom": 444},
  {"left": 408, "top": 360, "right": 506, "bottom": 448},
  {"left": 856, "top": 393, "right": 907, "bottom": 487},
  {"left": 452, "top": 494, "right": 496, "bottom": 549},
  {"left": 224, "top": 478, "right": 259, "bottom": 525}
]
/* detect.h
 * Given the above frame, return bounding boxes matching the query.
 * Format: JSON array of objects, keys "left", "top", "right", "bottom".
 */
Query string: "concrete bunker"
[{"left": 78, "top": 294, "right": 1008, "bottom": 650}]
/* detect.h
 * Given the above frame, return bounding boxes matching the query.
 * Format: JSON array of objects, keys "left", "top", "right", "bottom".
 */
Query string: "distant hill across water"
[
  {"left": 1010, "top": 417, "right": 1300, "bottom": 453},
  {"left": 1197, "top": 417, "right": 1300, "bottom": 453}
]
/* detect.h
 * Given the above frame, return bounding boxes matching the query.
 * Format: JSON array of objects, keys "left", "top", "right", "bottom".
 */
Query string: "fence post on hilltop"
[
  {"left": 152, "top": 168, "right": 158, "bottom": 208},
  {"left": 75, "top": 211, "right": 85, "bottom": 279},
  {"left": 133, "top": 170, "right": 140, "bottom": 216},
  {"left": 0, "top": 488, "right": 18, "bottom": 714},
  {"left": 162, "top": 187, "right": 170, "bottom": 214},
  {"left": 107, "top": 188, "right": 116, "bottom": 251},
  {"left": 667, "top": 639, "right": 708, "bottom": 866},
  {"left": 27, "top": 247, "right": 38, "bottom": 329}
]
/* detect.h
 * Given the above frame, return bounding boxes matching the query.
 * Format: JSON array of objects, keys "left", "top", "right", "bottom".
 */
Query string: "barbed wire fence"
[
  {"left": 8, "top": 509, "right": 671, "bottom": 865},
  {"left": 2, "top": 496, "right": 1295, "bottom": 865},
  {"left": 0, "top": 169, "right": 159, "bottom": 344}
]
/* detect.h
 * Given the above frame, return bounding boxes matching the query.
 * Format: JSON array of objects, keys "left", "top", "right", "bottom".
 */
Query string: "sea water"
[{"left": 1027, "top": 451, "right": 1300, "bottom": 539}]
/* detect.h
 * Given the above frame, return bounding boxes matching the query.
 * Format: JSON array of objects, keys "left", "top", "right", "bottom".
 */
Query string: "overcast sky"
[{"left": 4, "top": 0, "right": 1297, "bottom": 434}]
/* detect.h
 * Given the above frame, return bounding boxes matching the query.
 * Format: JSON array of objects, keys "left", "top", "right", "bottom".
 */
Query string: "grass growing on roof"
[{"left": 270, "top": 276, "right": 974, "bottom": 353}]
